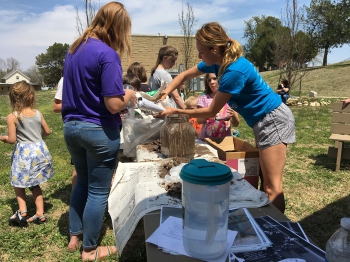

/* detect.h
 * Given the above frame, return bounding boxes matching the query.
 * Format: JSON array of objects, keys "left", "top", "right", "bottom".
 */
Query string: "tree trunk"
[{"left": 322, "top": 46, "right": 329, "bottom": 66}]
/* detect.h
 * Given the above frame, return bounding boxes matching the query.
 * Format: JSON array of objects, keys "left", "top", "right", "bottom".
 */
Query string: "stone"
[{"left": 309, "top": 91, "right": 317, "bottom": 97}]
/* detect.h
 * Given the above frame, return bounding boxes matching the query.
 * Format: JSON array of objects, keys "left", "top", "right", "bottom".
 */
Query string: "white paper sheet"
[
  {"left": 108, "top": 160, "right": 270, "bottom": 255},
  {"left": 146, "top": 216, "right": 237, "bottom": 262}
]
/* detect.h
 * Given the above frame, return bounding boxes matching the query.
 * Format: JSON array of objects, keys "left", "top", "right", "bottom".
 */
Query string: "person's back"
[
  {"left": 149, "top": 67, "right": 173, "bottom": 91},
  {"left": 62, "top": 38, "right": 125, "bottom": 129},
  {"left": 15, "top": 110, "right": 42, "bottom": 143},
  {"left": 61, "top": 3, "right": 136, "bottom": 261},
  {"left": 1, "top": 81, "right": 53, "bottom": 227}
]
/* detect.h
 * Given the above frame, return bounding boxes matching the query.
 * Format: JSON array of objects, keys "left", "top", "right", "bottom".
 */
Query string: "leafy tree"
[
  {"left": 178, "top": 2, "right": 197, "bottom": 95},
  {"left": 243, "top": 16, "right": 282, "bottom": 70},
  {"left": 337, "top": 0, "right": 350, "bottom": 44},
  {"left": 305, "top": 0, "right": 348, "bottom": 66},
  {"left": 35, "top": 43, "right": 69, "bottom": 86}
]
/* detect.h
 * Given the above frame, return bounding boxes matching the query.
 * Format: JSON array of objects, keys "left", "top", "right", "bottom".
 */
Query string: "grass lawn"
[{"left": 1, "top": 71, "right": 350, "bottom": 261}]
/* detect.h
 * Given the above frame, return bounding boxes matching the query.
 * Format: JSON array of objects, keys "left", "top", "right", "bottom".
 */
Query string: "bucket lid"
[{"left": 180, "top": 159, "right": 233, "bottom": 185}]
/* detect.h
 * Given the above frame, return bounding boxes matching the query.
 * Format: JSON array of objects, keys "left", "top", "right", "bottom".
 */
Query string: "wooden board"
[{"left": 328, "top": 146, "right": 350, "bottom": 160}]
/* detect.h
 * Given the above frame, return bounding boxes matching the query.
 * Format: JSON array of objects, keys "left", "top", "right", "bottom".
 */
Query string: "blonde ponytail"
[{"left": 196, "top": 22, "right": 244, "bottom": 78}]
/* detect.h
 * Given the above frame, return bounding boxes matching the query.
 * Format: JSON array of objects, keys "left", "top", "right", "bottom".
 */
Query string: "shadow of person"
[
  {"left": 309, "top": 152, "right": 350, "bottom": 171},
  {"left": 56, "top": 206, "right": 113, "bottom": 248},
  {"left": 6, "top": 191, "right": 54, "bottom": 218},
  {"left": 298, "top": 194, "right": 350, "bottom": 250},
  {"left": 49, "top": 183, "right": 72, "bottom": 205}
]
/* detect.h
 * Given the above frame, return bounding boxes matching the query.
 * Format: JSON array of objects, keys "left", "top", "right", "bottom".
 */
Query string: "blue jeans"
[
  {"left": 64, "top": 121, "right": 120, "bottom": 249},
  {"left": 280, "top": 93, "right": 290, "bottom": 104}
]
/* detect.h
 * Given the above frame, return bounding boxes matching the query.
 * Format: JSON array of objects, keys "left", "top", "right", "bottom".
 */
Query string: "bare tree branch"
[
  {"left": 274, "top": 0, "right": 314, "bottom": 93},
  {"left": 178, "top": 2, "right": 197, "bottom": 95},
  {"left": 76, "top": 0, "right": 99, "bottom": 36}
]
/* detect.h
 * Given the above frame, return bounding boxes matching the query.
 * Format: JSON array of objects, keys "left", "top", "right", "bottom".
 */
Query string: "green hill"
[{"left": 261, "top": 60, "right": 350, "bottom": 98}]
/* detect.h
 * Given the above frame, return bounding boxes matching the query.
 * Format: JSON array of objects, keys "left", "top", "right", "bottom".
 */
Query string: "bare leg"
[
  {"left": 31, "top": 186, "right": 44, "bottom": 217},
  {"left": 14, "top": 187, "right": 27, "bottom": 214},
  {"left": 259, "top": 143, "right": 287, "bottom": 213},
  {"left": 68, "top": 167, "right": 80, "bottom": 252}
]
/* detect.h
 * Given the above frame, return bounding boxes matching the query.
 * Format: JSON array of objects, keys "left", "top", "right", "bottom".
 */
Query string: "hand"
[
  {"left": 155, "top": 81, "right": 169, "bottom": 101},
  {"left": 0, "top": 135, "right": 8, "bottom": 143},
  {"left": 154, "top": 107, "right": 177, "bottom": 118},
  {"left": 119, "top": 112, "right": 125, "bottom": 122},
  {"left": 125, "top": 89, "right": 137, "bottom": 106},
  {"left": 156, "top": 92, "right": 168, "bottom": 101},
  {"left": 340, "top": 98, "right": 350, "bottom": 109},
  {"left": 226, "top": 107, "right": 235, "bottom": 118}
]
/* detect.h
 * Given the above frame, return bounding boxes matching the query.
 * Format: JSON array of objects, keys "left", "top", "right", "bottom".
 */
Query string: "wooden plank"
[
  {"left": 330, "top": 124, "right": 350, "bottom": 135},
  {"left": 329, "top": 134, "right": 350, "bottom": 142},
  {"left": 328, "top": 146, "right": 350, "bottom": 160},
  {"left": 336, "top": 141, "right": 343, "bottom": 172},
  {"left": 335, "top": 141, "right": 339, "bottom": 148},
  {"left": 331, "top": 112, "right": 350, "bottom": 124},
  {"left": 333, "top": 102, "right": 350, "bottom": 112}
]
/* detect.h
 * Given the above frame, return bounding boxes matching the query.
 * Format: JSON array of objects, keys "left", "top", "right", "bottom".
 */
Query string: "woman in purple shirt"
[{"left": 61, "top": 2, "right": 136, "bottom": 261}]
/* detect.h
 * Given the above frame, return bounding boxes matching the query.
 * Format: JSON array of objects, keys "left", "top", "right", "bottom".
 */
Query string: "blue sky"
[{"left": 0, "top": 0, "right": 349, "bottom": 70}]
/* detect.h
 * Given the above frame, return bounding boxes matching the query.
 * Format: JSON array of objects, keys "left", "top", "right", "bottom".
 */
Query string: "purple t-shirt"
[{"left": 62, "top": 38, "right": 125, "bottom": 129}]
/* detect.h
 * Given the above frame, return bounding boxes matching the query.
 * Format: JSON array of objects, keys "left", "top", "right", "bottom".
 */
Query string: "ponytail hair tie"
[{"left": 228, "top": 38, "right": 233, "bottom": 45}]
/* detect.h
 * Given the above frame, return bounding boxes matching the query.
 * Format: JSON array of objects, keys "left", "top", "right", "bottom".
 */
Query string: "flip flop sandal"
[
  {"left": 94, "top": 246, "right": 117, "bottom": 261},
  {"left": 27, "top": 214, "right": 47, "bottom": 224},
  {"left": 9, "top": 210, "right": 28, "bottom": 227}
]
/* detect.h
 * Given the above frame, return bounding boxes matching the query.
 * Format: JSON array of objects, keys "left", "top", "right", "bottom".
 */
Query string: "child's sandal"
[
  {"left": 27, "top": 214, "right": 47, "bottom": 224},
  {"left": 9, "top": 210, "right": 28, "bottom": 227}
]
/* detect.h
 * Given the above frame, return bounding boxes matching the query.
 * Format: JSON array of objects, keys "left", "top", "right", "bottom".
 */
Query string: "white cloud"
[
  {"left": 0, "top": 0, "right": 348, "bottom": 71},
  {"left": 0, "top": 5, "right": 77, "bottom": 70}
]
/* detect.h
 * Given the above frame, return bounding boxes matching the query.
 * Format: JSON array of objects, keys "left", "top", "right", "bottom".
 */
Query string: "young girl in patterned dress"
[{"left": 0, "top": 81, "right": 54, "bottom": 227}]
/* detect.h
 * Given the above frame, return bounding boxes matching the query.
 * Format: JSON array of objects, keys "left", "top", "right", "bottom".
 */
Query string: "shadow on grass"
[
  {"left": 6, "top": 191, "right": 53, "bottom": 217},
  {"left": 50, "top": 183, "right": 72, "bottom": 205},
  {"left": 51, "top": 184, "right": 114, "bottom": 246},
  {"left": 309, "top": 153, "right": 350, "bottom": 172},
  {"left": 56, "top": 209, "right": 113, "bottom": 244},
  {"left": 299, "top": 194, "right": 350, "bottom": 250}
]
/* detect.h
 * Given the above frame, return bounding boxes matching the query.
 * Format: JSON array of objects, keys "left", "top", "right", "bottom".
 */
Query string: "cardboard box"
[{"left": 205, "top": 136, "right": 260, "bottom": 188}]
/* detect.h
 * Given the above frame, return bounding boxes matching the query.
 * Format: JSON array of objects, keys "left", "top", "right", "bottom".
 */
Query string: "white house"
[
  {"left": 0, "top": 70, "right": 40, "bottom": 93},
  {"left": 1, "top": 70, "right": 31, "bottom": 84}
]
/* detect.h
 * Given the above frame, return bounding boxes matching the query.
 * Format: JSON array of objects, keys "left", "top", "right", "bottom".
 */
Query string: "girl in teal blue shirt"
[{"left": 158, "top": 22, "right": 295, "bottom": 213}]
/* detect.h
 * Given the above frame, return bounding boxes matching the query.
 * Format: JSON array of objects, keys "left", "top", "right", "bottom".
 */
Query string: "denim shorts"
[{"left": 253, "top": 103, "right": 296, "bottom": 150}]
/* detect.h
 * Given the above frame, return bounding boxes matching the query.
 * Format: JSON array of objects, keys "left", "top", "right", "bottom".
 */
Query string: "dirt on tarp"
[
  {"left": 157, "top": 157, "right": 190, "bottom": 179},
  {"left": 156, "top": 157, "right": 191, "bottom": 200},
  {"left": 165, "top": 182, "right": 182, "bottom": 200},
  {"left": 143, "top": 139, "right": 161, "bottom": 153}
]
